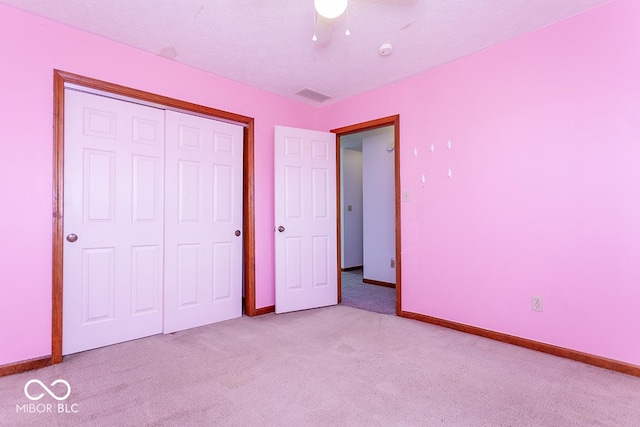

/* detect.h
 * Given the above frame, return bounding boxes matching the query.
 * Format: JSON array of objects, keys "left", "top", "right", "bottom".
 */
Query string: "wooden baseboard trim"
[
  {"left": 342, "top": 266, "right": 363, "bottom": 272},
  {"left": 363, "top": 278, "right": 396, "bottom": 288},
  {"left": 0, "top": 356, "right": 52, "bottom": 378},
  {"left": 399, "top": 310, "right": 640, "bottom": 378},
  {"left": 251, "top": 305, "right": 275, "bottom": 316}
]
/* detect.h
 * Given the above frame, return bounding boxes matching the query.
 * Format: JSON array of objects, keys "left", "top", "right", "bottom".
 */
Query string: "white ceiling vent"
[{"left": 295, "top": 88, "right": 332, "bottom": 103}]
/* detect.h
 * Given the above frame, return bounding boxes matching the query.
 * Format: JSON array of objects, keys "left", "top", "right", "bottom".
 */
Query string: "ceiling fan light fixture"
[{"left": 314, "top": 0, "right": 348, "bottom": 19}]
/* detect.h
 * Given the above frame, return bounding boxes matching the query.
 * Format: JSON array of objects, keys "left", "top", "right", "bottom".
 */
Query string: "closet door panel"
[
  {"left": 63, "top": 90, "right": 164, "bottom": 355},
  {"left": 164, "top": 110, "right": 244, "bottom": 333}
]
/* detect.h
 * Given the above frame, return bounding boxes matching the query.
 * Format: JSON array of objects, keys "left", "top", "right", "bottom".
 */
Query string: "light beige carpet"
[
  {"left": 341, "top": 269, "right": 396, "bottom": 315},
  {"left": 1, "top": 305, "right": 639, "bottom": 426}
]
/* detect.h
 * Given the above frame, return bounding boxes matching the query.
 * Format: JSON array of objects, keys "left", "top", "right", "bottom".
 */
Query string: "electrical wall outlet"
[{"left": 531, "top": 296, "right": 543, "bottom": 312}]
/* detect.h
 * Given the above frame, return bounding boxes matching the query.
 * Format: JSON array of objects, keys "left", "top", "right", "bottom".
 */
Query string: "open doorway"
[{"left": 332, "top": 116, "right": 401, "bottom": 315}]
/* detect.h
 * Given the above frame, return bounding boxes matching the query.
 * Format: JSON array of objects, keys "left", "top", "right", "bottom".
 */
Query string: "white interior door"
[
  {"left": 164, "top": 110, "right": 244, "bottom": 333},
  {"left": 274, "top": 126, "right": 337, "bottom": 314},
  {"left": 63, "top": 89, "right": 165, "bottom": 355}
]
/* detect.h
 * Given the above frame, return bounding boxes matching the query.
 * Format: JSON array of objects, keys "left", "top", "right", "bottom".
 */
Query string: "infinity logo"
[{"left": 24, "top": 379, "right": 71, "bottom": 401}]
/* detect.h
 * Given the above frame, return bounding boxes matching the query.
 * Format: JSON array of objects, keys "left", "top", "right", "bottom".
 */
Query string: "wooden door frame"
[
  {"left": 331, "top": 115, "right": 401, "bottom": 314},
  {"left": 51, "top": 70, "right": 257, "bottom": 364}
]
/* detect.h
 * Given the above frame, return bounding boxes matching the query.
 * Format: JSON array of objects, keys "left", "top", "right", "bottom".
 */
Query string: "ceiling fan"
[{"left": 312, "top": 0, "right": 417, "bottom": 46}]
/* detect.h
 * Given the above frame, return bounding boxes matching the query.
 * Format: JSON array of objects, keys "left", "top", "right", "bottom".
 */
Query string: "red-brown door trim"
[{"left": 331, "top": 115, "right": 401, "bottom": 314}]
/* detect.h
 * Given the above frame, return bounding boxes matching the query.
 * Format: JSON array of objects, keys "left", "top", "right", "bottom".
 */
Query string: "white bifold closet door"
[
  {"left": 63, "top": 90, "right": 243, "bottom": 355},
  {"left": 163, "top": 110, "right": 244, "bottom": 333},
  {"left": 63, "top": 90, "right": 166, "bottom": 355}
]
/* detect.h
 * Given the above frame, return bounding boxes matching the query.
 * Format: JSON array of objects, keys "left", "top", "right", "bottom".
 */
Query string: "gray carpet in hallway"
[
  {"left": 2, "top": 305, "right": 639, "bottom": 426},
  {"left": 341, "top": 268, "right": 396, "bottom": 315}
]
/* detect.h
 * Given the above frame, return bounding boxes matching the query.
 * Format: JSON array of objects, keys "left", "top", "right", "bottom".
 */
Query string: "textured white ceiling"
[{"left": 1, "top": 0, "right": 611, "bottom": 105}]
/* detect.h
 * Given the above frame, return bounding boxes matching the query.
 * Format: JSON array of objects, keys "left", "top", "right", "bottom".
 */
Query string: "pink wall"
[
  {"left": 318, "top": 0, "right": 640, "bottom": 365},
  {"left": 0, "top": 4, "right": 316, "bottom": 366}
]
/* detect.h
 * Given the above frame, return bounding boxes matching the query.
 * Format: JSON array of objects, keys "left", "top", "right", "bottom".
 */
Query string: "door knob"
[
  {"left": 277, "top": 226, "right": 285, "bottom": 232},
  {"left": 66, "top": 234, "right": 78, "bottom": 243},
  {"left": 235, "top": 230, "right": 241, "bottom": 236}
]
